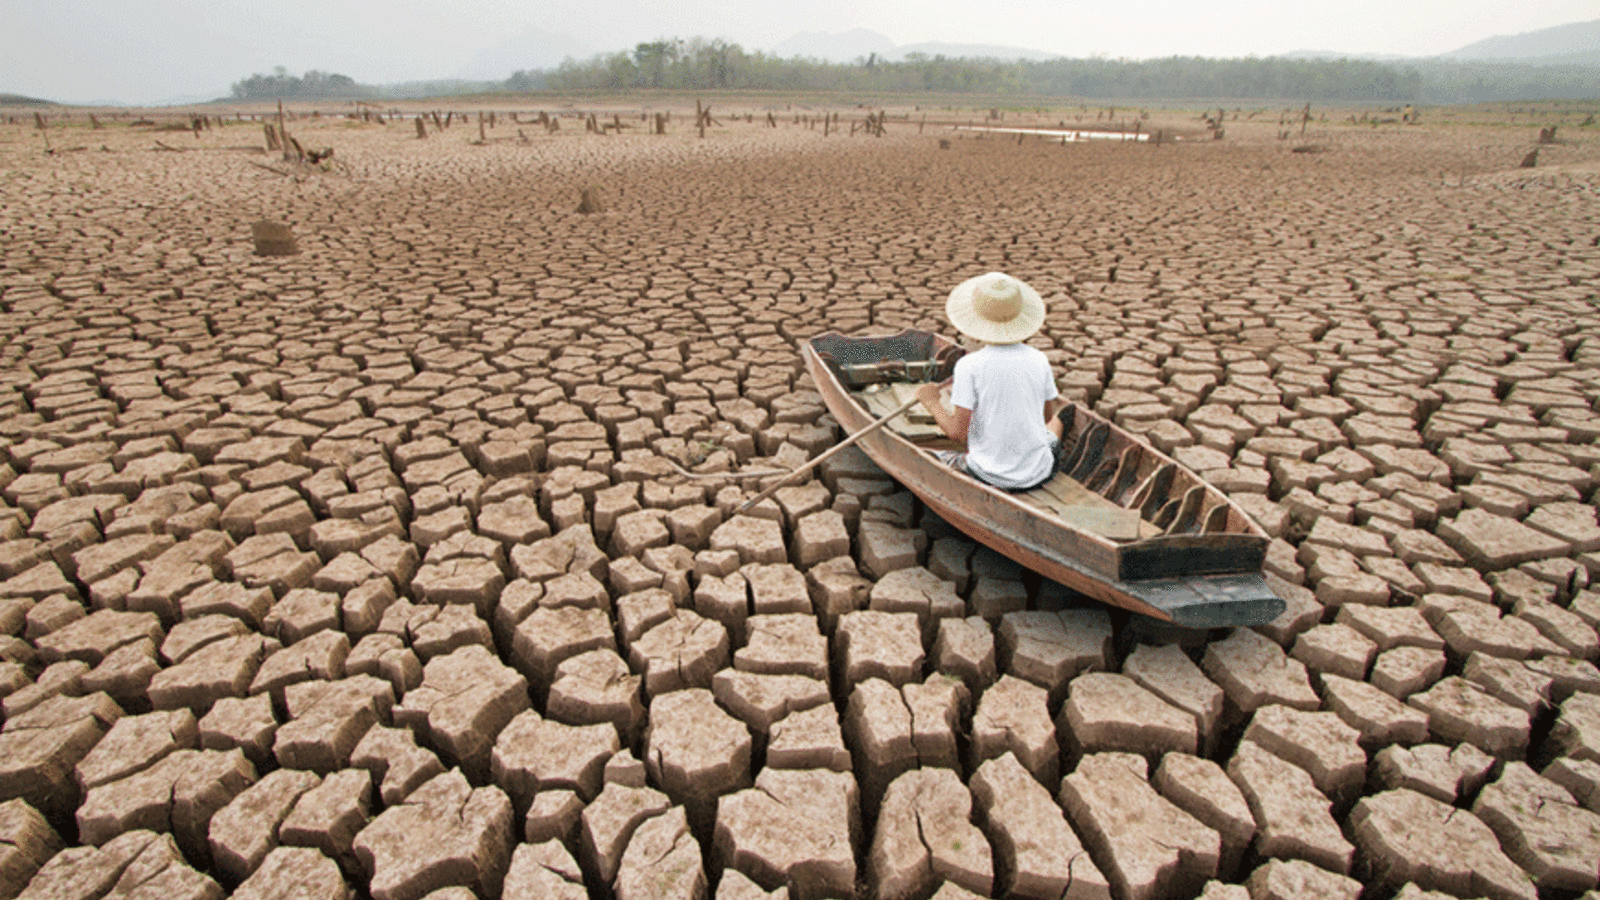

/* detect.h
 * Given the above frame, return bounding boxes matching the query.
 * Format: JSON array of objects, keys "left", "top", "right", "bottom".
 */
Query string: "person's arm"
[{"left": 915, "top": 382, "right": 971, "bottom": 444}]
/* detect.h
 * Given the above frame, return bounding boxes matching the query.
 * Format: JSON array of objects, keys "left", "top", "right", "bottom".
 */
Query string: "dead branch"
[{"left": 247, "top": 159, "right": 294, "bottom": 176}]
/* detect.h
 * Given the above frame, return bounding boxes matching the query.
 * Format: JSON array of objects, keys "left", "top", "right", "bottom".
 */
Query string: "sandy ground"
[{"left": 1, "top": 102, "right": 1599, "bottom": 900}]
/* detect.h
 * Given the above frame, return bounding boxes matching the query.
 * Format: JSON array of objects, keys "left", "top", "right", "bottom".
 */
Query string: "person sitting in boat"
[{"left": 915, "top": 271, "right": 1065, "bottom": 492}]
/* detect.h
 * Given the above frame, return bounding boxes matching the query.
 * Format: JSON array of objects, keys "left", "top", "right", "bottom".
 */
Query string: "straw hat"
[{"left": 946, "top": 272, "right": 1045, "bottom": 344}]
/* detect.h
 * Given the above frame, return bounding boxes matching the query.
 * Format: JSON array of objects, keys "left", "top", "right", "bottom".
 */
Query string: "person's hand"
[{"left": 915, "top": 382, "right": 943, "bottom": 408}]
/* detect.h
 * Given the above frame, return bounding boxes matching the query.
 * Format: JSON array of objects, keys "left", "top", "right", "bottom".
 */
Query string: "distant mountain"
[
  {"left": 770, "top": 29, "right": 1060, "bottom": 64},
  {"left": 458, "top": 24, "right": 602, "bottom": 79},
  {"left": 0, "top": 93, "right": 58, "bottom": 106},
  {"left": 1286, "top": 19, "right": 1599, "bottom": 69},
  {"left": 1439, "top": 18, "right": 1600, "bottom": 61},
  {"left": 771, "top": 29, "right": 897, "bottom": 63}
]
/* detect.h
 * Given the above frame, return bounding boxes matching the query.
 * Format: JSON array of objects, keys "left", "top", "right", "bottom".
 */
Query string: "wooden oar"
[{"left": 736, "top": 392, "right": 926, "bottom": 514}]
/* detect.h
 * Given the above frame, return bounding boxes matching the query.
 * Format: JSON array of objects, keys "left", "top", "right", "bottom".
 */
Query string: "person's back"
[
  {"left": 916, "top": 271, "right": 1065, "bottom": 492},
  {"left": 950, "top": 343, "right": 1056, "bottom": 489}
]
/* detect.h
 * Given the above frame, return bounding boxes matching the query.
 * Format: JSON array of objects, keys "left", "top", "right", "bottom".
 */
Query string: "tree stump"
[
  {"left": 415, "top": 116, "right": 427, "bottom": 139},
  {"left": 1521, "top": 148, "right": 1540, "bottom": 168},
  {"left": 264, "top": 123, "right": 280, "bottom": 151},
  {"left": 577, "top": 187, "right": 606, "bottom": 215},
  {"left": 1538, "top": 126, "right": 1558, "bottom": 144},
  {"left": 251, "top": 221, "right": 300, "bottom": 256}
]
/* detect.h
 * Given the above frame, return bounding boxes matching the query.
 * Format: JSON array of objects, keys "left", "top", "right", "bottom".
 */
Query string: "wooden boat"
[{"left": 805, "top": 330, "right": 1286, "bottom": 629}]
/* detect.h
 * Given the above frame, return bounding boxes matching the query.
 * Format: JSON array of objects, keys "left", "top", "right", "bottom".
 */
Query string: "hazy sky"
[{"left": 2, "top": 0, "right": 1595, "bottom": 105}]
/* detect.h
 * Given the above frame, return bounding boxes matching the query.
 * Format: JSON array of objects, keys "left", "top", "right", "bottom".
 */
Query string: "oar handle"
[{"left": 736, "top": 392, "right": 925, "bottom": 514}]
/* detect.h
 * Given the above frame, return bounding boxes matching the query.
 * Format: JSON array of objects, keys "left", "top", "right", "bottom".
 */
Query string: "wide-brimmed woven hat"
[{"left": 946, "top": 272, "right": 1045, "bottom": 344}]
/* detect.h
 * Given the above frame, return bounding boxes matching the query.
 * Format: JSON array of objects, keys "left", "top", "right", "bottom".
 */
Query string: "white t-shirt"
[{"left": 950, "top": 343, "right": 1059, "bottom": 489}]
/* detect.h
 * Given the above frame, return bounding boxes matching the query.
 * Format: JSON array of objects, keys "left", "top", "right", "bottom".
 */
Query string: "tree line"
[
  {"left": 230, "top": 67, "right": 360, "bottom": 99},
  {"left": 539, "top": 39, "right": 1424, "bottom": 101},
  {"left": 228, "top": 39, "right": 1600, "bottom": 104}
]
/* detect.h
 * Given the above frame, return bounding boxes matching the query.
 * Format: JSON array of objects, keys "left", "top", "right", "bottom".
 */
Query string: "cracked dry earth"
[{"left": 2, "top": 107, "right": 1600, "bottom": 900}]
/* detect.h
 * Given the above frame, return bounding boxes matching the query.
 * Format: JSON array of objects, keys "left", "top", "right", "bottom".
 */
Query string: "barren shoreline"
[{"left": 2, "top": 103, "right": 1599, "bottom": 900}]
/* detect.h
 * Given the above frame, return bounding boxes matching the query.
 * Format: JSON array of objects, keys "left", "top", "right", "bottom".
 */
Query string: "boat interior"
[{"left": 845, "top": 372, "right": 1254, "bottom": 546}]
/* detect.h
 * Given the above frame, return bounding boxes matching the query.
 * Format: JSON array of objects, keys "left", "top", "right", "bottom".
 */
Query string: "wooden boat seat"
[
  {"left": 1027, "top": 471, "right": 1157, "bottom": 541},
  {"left": 855, "top": 386, "right": 946, "bottom": 442}
]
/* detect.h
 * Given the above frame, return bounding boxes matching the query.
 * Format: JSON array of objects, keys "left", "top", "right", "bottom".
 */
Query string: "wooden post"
[
  {"left": 415, "top": 116, "right": 427, "bottom": 139},
  {"left": 479, "top": 112, "right": 486, "bottom": 142},
  {"left": 277, "top": 101, "right": 292, "bottom": 162},
  {"left": 1300, "top": 102, "right": 1311, "bottom": 137}
]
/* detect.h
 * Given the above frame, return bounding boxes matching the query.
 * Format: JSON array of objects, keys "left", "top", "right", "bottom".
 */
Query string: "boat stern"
[{"left": 1128, "top": 573, "right": 1287, "bottom": 629}]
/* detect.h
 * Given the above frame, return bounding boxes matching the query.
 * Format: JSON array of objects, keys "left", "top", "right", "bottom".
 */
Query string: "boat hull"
[{"left": 806, "top": 331, "right": 1286, "bottom": 628}]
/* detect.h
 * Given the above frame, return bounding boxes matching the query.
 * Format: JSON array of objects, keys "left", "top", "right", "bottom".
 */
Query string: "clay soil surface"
[{"left": 2, "top": 99, "right": 1599, "bottom": 900}]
